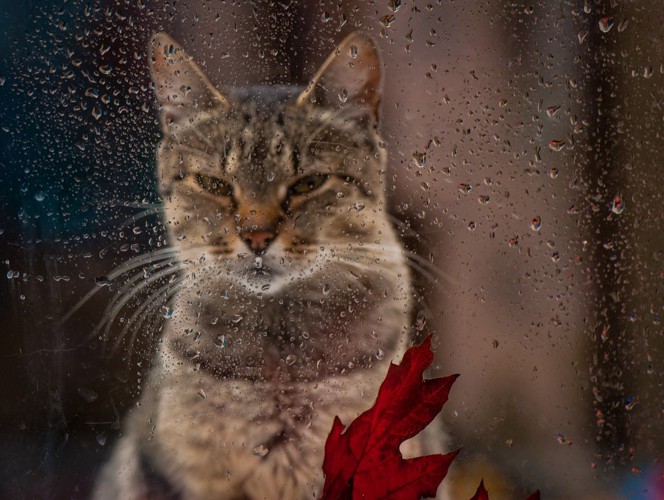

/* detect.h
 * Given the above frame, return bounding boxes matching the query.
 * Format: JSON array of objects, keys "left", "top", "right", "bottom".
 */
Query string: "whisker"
[
  {"left": 93, "top": 265, "right": 184, "bottom": 349},
  {"left": 117, "top": 206, "right": 166, "bottom": 230},
  {"left": 124, "top": 283, "right": 184, "bottom": 361},
  {"left": 112, "top": 277, "right": 185, "bottom": 356},
  {"left": 62, "top": 247, "right": 180, "bottom": 323}
]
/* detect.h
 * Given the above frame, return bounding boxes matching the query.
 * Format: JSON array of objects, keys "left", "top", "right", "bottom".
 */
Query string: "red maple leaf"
[
  {"left": 469, "top": 479, "right": 540, "bottom": 500},
  {"left": 470, "top": 480, "right": 489, "bottom": 500},
  {"left": 320, "top": 335, "right": 459, "bottom": 500}
]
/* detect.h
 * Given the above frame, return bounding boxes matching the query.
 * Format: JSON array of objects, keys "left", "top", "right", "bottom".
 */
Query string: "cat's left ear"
[
  {"left": 296, "top": 33, "right": 382, "bottom": 120},
  {"left": 149, "top": 32, "right": 228, "bottom": 128}
]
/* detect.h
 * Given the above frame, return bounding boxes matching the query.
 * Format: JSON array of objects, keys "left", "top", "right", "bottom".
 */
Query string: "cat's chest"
[{"left": 145, "top": 356, "right": 381, "bottom": 499}]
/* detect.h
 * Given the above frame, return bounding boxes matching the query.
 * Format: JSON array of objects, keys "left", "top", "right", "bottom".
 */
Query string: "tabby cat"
[{"left": 94, "top": 32, "right": 439, "bottom": 499}]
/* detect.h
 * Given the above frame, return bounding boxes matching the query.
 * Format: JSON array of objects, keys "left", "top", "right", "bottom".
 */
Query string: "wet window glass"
[{"left": 1, "top": 1, "right": 662, "bottom": 498}]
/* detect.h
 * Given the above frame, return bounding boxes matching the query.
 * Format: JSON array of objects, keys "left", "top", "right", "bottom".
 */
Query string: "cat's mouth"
[{"left": 239, "top": 256, "right": 282, "bottom": 292}]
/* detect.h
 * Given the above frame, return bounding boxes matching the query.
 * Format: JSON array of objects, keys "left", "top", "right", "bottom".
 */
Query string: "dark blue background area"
[{"left": 0, "top": 1, "right": 165, "bottom": 496}]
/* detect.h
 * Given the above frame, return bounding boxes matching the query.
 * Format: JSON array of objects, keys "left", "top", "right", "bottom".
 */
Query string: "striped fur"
[{"left": 94, "top": 33, "right": 435, "bottom": 500}]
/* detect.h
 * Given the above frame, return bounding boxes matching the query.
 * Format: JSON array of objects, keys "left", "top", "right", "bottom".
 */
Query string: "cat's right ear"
[{"left": 149, "top": 33, "right": 227, "bottom": 129}]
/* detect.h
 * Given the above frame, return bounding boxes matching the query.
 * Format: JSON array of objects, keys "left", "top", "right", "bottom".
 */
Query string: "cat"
[{"left": 93, "top": 32, "right": 442, "bottom": 499}]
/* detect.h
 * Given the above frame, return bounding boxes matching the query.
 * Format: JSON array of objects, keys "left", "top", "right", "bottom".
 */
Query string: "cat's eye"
[
  {"left": 195, "top": 173, "right": 233, "bottom": 197},
  {"left": 287, "top": 174, "right": 329, "bottom": 197}
]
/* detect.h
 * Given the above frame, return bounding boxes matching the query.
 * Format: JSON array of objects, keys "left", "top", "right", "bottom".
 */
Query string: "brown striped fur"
[{"left": 94, "top": 32, "right": 445, "bottom": 500}]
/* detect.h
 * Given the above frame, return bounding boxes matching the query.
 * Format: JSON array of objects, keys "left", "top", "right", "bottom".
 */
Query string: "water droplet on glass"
[
  {"left": 598, "top": 17, "right": 614, "bottom": 33},
  {"left": 162, "top": 306, "right": 174, "bottom": 319},
  {"left": 380, "top": 14, "right": 395, "bottom": 28},
  {"left": 551, "top": 252, "right": 560, "bottom": 263},
  {"left": 96, "top": 433, "right": 107, "bottom": 446},
  {"left": 549, "top": 140, "right": 565, "bottom": 151},
  {"left": 353, "top": 202, "right": 365, "bottom": 212},
  {"left": 375, "top": 349, "right": 385, "bottom": 360},
  {"left": 549, "top": 167, "right": 559, "bottom": 179},
  {"left": 624, "top": 396, "right": 638, "bottom": 411},
  {"left": 99, "top": 65, "right": 112, "bottom": 75},
  {"left": 266, "top": 172, "right": 275, "bottom": 182},
  {"left": 412, "top": 152, "right": 427, "bottom": 167},
  {"left": 285, "top": 354, "right": 297, "bottom": 366},
  {"left": 617, "top": 18, "right": 629, "bottom": 33},
  {"left": 611, "top": 194, "right": 625, "bottom": 214},
  {"left": 215, "top": 335, "right": 228, "bottom": 348},
  {"left": 546, "top": 105, "right": 561, "bottom": 118},
  {"left": 467, "top": 221, "right": 476, "bottom": 231},
  {"left": 388, "top": 0, "right": 402, "bottom": 13},
  {"left": 232, "top": 315, "right": 243, "bottom": 324},
  {"left": 95, "top": 276, "right": 113, "bottom": 287},
  {"left": 198, "top": 388, "right": 207, "bottom": 399},
  {"left": 530, "top": 216, "right": 542, "bottom": 232},
  {"left": 34, "top": 192, "right": 45, "bottom": 202},
  {"left": 337, "top": 89, "right": 348, "bottom": 103},
  {"left": 323, "top": 283, "right": 331, "bottom": 295},
  {"left": 252, "top": 445, "right": 269, "bottom": 457},
  {"left": 457, "top": 183, "right": 472, "bottom": 194},
  {"left": 478, "top": 195, "right": 491, "bottom": 205}
]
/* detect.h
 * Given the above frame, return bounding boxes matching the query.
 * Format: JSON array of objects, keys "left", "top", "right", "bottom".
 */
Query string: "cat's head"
[{"left": 149, "top": 32, "right": 396, "bottom": 296}]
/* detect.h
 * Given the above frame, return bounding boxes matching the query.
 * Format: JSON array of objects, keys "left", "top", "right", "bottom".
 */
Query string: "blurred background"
[{"left": 1, "top": 0, "right": 662, "bottom": 498}]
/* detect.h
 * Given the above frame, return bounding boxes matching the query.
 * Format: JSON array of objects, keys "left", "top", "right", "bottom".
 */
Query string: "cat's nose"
[{"left": 240, "top": 230, "right": 275, "bottom": 254}]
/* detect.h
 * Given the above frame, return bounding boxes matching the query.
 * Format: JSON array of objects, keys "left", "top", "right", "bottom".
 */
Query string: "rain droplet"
[
  {"left": 266, "top": 172, "right": 275, "bottom": 182},
  {"left": 546, "top": 105, "right": 561, "bottom": 118},
  {"left": 598, "top": 17, "right": 614, "bottom": 33},
  {"left": 322, "top": 283, "right": 331, "bottom": 295},
  {"left": 548, "top": 140, "right": 565, "bottom": 151},
  {"left": 285, "top": 354, "right": 297, "bottom": 366},
  {"left": 162, "top": 306, "right": 174, "bottom": 319},
  {"left": 34, "top": 192, "right": 45, "bottom": 202},
  {"left": 457, "top": 183, "right": 472, "bottom": 194},
  {"left": 198, "top": 388, "right": 207, "bottom": 399},
  {"left": 530, "top": 216, "right": 542, "bottom": 232},
  {"left": 380, "top": 14, "right": 396, "bottom": 28},
  {"left": 337, "top": 89, "right": 348, "bottom": 103},
  {"left": 353, "top": 202, "right": 365, "bottom": 212},
  {"left": 467, "top": 221, "right": 476, "bottom": 231},
  {"left": 617, "top": 18, "right": 629, "bottom": 33},
  {"left": 549, "top": 167, "right": 559, "bottom": 179},
  {"left": 215, "top": 335, "right": 228, "bottom": 348},
  {"left": 412, "top": 152, "right": 427, "bottom": 167},
  {"left": 611, "top": 194, "right": 625, "bottom": 214},
  {"left": 252, "top": 445, "right": 269, "bottom": 457},
  {"left": 95, "top": 276, "right": 113, "bottom": 287},
  {"left": 388, "top": 0, "right": 402, "bottom": 13},
  {"left": 375, "top": 349, "right": 385, "bottom": 360},
  {"left": 478, "top": 195, "right": 491, "bottom": 205}
]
